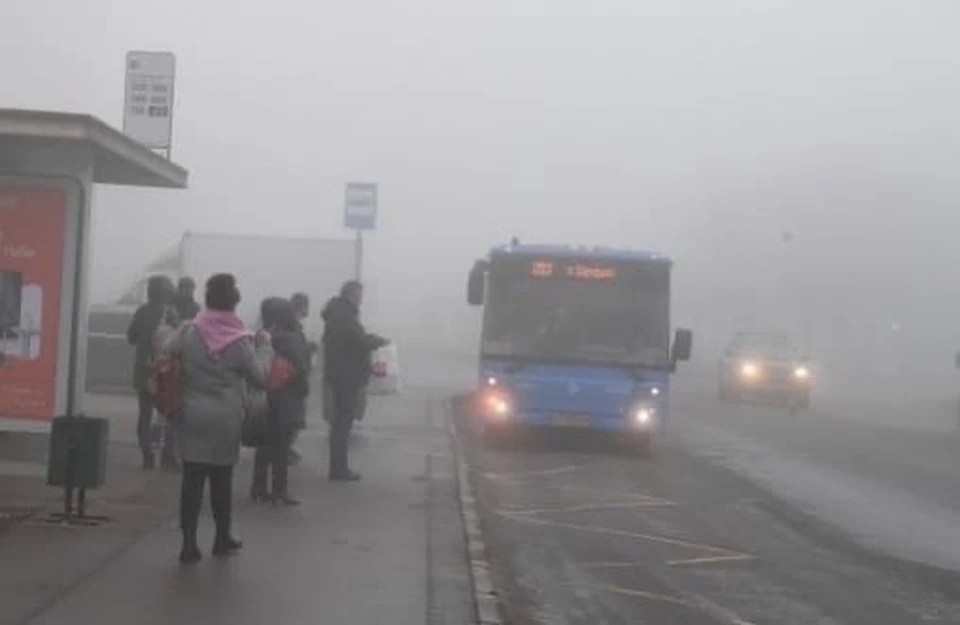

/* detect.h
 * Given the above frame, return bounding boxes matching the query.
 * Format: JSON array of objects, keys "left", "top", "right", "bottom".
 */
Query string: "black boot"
[
  {"left": 212, "top": 529, "right": 243, "bottom": 556},
  {"left": 179, "top": 529, "right": 202, "bottom": 564}
]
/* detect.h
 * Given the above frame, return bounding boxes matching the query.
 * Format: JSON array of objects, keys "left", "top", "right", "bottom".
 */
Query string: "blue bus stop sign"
[{"left": 344, "top": 182, "right": 378, "bottom": 230}]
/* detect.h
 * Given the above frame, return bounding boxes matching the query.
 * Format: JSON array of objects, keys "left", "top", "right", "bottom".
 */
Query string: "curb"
[{"left": 448, "top": 404, "right": 503, "bottom": 625}]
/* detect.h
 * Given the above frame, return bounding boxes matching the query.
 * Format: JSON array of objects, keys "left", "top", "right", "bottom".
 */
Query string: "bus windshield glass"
[{"left": 482, "top": 257, "right": 670, "bottom": 368}]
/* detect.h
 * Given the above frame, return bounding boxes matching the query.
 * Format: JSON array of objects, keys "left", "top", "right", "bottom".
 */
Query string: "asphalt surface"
[{"left": 455, "top": 371, "right": 960, "bottom": 625}]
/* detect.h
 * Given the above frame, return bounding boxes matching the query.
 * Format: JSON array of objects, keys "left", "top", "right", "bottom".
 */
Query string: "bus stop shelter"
[{"left": 0, "top": 109, "right": 188, "bottom": 432}]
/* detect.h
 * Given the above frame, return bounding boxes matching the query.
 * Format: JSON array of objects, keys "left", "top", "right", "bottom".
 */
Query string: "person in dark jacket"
[
  {"left": 251, "top": 300, "right": 311, "bottom": 504},
  {"left": 173, "top": 277, "right": 200, "bottom": 322},
  {"left": 322, "top": 281, "right": 387, "bottom": 481},
  {"left": 126, "top": 274, "right": 174, "bottom": 470},
  {"left": 290, "top": 292, "right": 309, "bottom": 324}
]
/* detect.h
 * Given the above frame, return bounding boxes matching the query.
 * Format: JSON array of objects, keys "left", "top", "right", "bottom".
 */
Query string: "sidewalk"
[
  {"left": 1, "top": 390, "right": 474, "bottom": 625},
  {"left": 0, "top": 395, "right": 181, "bottom": 625}
]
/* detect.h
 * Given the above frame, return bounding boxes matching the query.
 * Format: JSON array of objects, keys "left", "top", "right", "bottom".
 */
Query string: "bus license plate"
[{"left": 553, "top": 414, "right": 591, "bottom": 428}]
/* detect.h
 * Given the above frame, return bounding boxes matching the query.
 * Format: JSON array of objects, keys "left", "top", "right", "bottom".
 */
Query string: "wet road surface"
[
  {"left": 673, "top": 381, "right": 960, "bottom": 571},
  {"left": 456, "top": 378, "right": 960, "bottom": 625}
]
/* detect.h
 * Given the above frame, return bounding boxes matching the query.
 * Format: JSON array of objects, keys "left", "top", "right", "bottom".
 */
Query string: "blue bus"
[{"left": 466, "top": 242, "right": 692, "bottom": 447}]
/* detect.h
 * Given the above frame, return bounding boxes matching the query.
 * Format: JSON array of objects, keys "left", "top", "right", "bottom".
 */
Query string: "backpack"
[
  {"left": 267, "top": 355, "right": 295, "bottom": 392},
  {"left": 147, "top": 353, "right": 182, "bottom": 419},
  {"left": 147, "top": 321, "right": 188, "bottom": 419}
]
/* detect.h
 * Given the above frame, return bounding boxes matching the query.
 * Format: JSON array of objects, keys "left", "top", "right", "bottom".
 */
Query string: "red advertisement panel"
[{"left": 0, "top": 187, "right": 67, "bottom": 420}]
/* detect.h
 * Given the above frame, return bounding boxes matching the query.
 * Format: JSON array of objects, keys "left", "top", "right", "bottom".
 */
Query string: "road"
[{"left": 451, "top": 366, "right": 960, "bottom": 625}]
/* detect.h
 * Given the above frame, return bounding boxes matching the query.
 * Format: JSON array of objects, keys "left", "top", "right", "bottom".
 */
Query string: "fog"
[{"left": 3, "top": 0, "right": 960, "bottom": 397}]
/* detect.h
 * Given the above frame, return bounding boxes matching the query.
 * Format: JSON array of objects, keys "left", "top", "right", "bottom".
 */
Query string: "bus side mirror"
[
  {"left": 467, "top": 264, "right": 485, "bottom": 306},
  {"left": 672, "top": 329, "right": 692, "bottom": 363},
  {"left": 954, "top": 352, "right": 960, "bottom": 370}
]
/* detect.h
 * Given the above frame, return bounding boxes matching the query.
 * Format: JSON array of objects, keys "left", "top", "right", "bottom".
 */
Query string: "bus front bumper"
[{"left": 481, "top": 410, "right": 664, "bottom": 436}]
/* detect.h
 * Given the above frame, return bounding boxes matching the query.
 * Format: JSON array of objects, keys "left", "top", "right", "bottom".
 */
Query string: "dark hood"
[
  {"left": 173, "top": 294, "right": 200, "bottom": 320},
  {"left": 321, "top": 296, "right": 357, "bottom": 323}
]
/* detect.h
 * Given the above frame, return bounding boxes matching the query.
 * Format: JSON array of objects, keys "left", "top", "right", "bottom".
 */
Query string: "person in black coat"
[
  {"left": 321, "top": 281, "right": 387, "bottom": 481},
  {"left": 286, "top": 292, "right": 316, "bottom": 467},
  {"left": 251, "top": 299, "right": 311, "bottom": 504},
  {"left": 126, "top": 274, "right": 174, "bottom": 470},
  {"left": 173, "top": 277, "right": 200, "bottom": 321}
]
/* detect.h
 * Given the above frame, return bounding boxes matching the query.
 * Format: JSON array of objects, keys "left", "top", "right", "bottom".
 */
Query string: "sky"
[{"left": 3, "top": 0, "right": 960, "bottom": 390}]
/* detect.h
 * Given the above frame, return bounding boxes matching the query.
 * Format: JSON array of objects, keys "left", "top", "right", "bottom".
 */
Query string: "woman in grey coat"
[{"left": 167, "top": 274, "right": 266, "bottom": 564}]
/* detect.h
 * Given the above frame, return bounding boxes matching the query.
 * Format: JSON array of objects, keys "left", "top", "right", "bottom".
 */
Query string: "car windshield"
[
  {"left": 482, "top": 259, "right": 670, "bottom": 367},
  {"left": 730, "top": 335, "right": 796, "bottom": 361}
]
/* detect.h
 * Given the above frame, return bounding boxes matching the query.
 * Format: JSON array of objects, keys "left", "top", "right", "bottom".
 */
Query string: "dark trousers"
[
  {"left": 137, "top": 390, "right": 176, "bottom": 464},
  {"left": 252, "top": 425, "right": 296, "bottom": 497},
  {"left": 180, "top": 462, "right": 234, "bottom": 543},
  {"left": 328, "top": 384, "right": 361, "bottom": 477},
  {"left": 136, "top": 390, "right": 154, "bottom": 459}
]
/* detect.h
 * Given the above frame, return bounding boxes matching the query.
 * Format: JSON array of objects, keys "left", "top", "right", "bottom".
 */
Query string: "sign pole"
[
  {"left": 354, "top": 229, "right": 363, "bottom": 281},
  {"left": 344, "top": 181, "right": 377, "bottom": 282}
]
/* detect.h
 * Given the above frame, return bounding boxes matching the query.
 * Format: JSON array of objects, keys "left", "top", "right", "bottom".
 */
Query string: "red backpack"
[
  {"left": 148, "top": 354, "right": 182, "bottom": 419},
  {"left": 267, "top": 355, "right": 295, "bottom": 392},
  {"left": 147, "top": 320, "right": 187, "bottom": 419}
]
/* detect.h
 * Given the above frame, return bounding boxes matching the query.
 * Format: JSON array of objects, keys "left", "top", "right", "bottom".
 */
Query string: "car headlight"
[
  {"left": 793, "top": 366, "right": 810, "bottom": 380},
  {"left": 739, "top": 361, "right": 760, "bottom": 378}
]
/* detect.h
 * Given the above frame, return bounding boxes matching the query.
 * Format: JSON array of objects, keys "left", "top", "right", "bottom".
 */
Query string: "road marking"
[
  {"left": 581, "top": 561, "right": 642, "bottom": 569},
  {"left": 555, "top": 484, "right": 677, "bottom": 503},
  {"left": 666, "top": 554, "right": 757, "bottom": 566},
  {"left": 497, "top": 513, "right": 755, "bottom": 561},
  {"left": 578, "top": 583, "right": 758, "bottom": 624},
  {"left": 491, "top": 481, "right": 678, "bottom": 505},
  {"left": 484, "top": 464, "right": 586, "bottom": 480},
  {"left": 583, "top": 553, "right": 756, "bottom": 569},
  {"left": 574, "top": 582, "right": 696, "bottom": 607},
  {"left": 502, "top": 500, "right": 677, "bottom": 516}
]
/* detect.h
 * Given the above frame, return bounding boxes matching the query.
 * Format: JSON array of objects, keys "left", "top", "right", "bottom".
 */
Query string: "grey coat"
[{"left": 170, "top": 326, "right": 266, "bottom": 466}]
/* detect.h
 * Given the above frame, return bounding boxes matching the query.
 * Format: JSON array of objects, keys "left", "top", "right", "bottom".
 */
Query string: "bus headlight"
[
  {"left": 793, "top": 366, "right": 810, "bottom": 380},
  {"left": 632, "top": 405, "right": 656, "bottom": 427},
  {"left": 482, "top": 390, "right": 512, "bottom": 420}
]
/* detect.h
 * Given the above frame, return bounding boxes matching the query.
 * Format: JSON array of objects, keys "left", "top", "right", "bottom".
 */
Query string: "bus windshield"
[{"left": 482, "top": 258, "right": 670, "bottom": 368}]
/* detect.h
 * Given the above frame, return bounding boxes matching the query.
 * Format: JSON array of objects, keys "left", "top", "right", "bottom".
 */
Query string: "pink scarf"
[{"left": 193, "top": 308, "right": 253, "bottom": 357}]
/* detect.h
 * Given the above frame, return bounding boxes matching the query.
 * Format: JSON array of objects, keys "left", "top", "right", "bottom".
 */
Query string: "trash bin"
[{"left": 47, "top": 416, "right": 109, "bottom": 489}]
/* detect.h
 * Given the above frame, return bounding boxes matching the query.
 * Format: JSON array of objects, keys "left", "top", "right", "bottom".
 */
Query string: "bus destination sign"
[{"left": 528, "top": 260, "right": 618, "bottom": 281}]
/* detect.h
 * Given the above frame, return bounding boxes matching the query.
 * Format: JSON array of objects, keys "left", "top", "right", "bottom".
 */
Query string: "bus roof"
[{"left": 489, "top": 242, "right": 672, "bottom": 264}]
